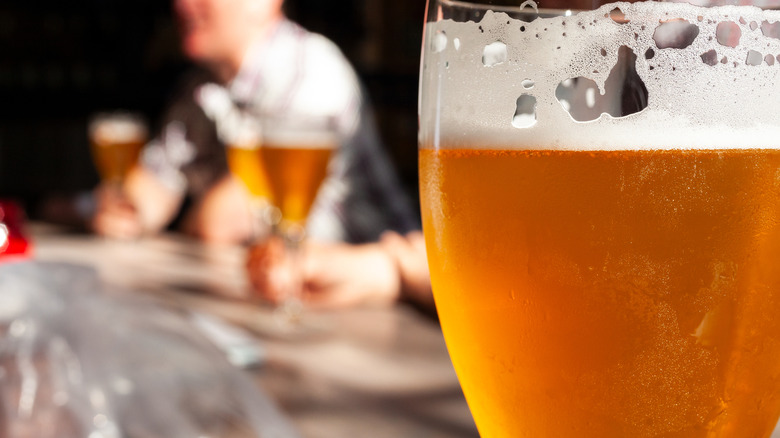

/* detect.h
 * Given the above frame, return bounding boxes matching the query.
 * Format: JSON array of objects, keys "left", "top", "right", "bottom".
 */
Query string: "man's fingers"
[
  {"left": 92, "top": 210, "right": 142, "bottom": 239},
  {"left": 247, "top": 236, "right": 293, "bottom": 304}
]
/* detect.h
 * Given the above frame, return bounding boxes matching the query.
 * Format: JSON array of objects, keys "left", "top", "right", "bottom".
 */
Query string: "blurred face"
[{"left": 175, "top": 0, "right": 282, "bottom": 66}]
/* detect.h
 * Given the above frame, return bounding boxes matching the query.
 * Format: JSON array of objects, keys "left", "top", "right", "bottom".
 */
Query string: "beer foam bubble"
[
  {"left": 420, "top": 2, "right": 780, "bottom": 150},
  {"left": 89, "top": 114, "right": 148, "bottom": 145}
]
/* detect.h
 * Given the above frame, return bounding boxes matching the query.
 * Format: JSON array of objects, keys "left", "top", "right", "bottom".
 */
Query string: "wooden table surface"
[
  {"left": 22, "top": 224, "right": 780, "bottom": 437},
  {"left": 28, "top": 224, "right": 479, "bottom": 438}
]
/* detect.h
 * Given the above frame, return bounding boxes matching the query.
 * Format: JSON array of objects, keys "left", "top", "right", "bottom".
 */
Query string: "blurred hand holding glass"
[
  {"left": 88, "top": 112, "right": 148, "bottom": 239},
  {"left": 419, "top": 0, "right": 780, "bottom": 436}
]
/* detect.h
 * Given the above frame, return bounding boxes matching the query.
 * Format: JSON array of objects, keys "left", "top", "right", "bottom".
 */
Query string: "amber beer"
[
  {"left": 420, "top": 147, "right": 780, "bottom": 437},
  {"left": 226, "top": 145, "right": 273, "bottom": 200},
  {"left": 89, "top": 114, "right": 147, "bottom": 183},
  {"left": 260, "top": 143, "right": 333, "bottom": 225}
]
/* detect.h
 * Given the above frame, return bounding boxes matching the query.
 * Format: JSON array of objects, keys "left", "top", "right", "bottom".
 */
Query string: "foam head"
[
  {"left": 420, "top": 1, "right": 780, "bottom": 150},
  {"left": 224, "top": 115, "right": 263, "bottom": 149},
  {"left": 89, "top": 113, "right": 148, "bottom": 146},
  {"left": 261, "top": 115, "right": 340, "bottom": 149}
]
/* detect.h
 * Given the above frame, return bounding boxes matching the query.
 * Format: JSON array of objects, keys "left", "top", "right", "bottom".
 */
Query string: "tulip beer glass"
[
  {"left": 419, "top": 0, "right": 780, "bottom": 436},
  {"left": 261, "top": 115, "right": 338, "bottom": 321},
  {"left": 260, "top": 116, "right": 336, "bottom": 231}
]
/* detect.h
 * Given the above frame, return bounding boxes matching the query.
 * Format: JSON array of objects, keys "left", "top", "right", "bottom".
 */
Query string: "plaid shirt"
[{"left": 142, "top": 19, "right": 418, "bottom": 243}]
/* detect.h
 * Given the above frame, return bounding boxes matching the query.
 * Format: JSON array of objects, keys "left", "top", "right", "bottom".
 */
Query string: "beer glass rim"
[
  {"left": 435, "top": 0, "right": 564, "bottom": 14},
  {"left": 260, "top": 114, "right": 341, "bottom": 149},
  {"left": 430, "top": 0, "right": 780, "bottom": 18},
  {"left": 428, "top": 0, "right": 571, "bottom": 22},
  {"left": 88, "top": 111, "right": 148, "bottom": 141}
]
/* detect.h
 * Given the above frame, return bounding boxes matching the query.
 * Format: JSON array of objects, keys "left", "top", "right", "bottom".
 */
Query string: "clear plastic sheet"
[{"left": 0, "top": 261, "right": 299, "bottom": 438}]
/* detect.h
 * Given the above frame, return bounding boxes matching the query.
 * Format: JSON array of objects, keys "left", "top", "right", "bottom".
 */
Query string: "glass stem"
[
  {"left": 249, "top": 199, "right": 280, "bottom": 244},
  {"left": 250, "top": 204, "right": 267, "bottom": 243},
  {"left": 279, "top": 222, "right": 306, "bottom": 323}
]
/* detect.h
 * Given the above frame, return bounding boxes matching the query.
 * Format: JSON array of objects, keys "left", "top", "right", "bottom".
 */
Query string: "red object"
[{"left": 0, "top": 200, "right": 32, "bottom": 260}]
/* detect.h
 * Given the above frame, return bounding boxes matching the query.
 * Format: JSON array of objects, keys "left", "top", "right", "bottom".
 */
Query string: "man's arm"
[
  {"left": 247, "top": 231, "right": 433, "bottom": 310},
  {"left": 91, "top": 166, "right": 183, "bottom": 239}
]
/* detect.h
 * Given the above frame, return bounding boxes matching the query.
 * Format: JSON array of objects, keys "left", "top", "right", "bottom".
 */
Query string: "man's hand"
[
  {"left": 378, "top": 231, "right": 434, "bottom": 309},
  {"left": 247, "top": 236, "right": 401, "bottom": 309},
  {"left": 90, "top": 167, "right": 183, "bottom": 240},
  {"left": 91, "top": 185, "right": 143, "bottom": 239}
]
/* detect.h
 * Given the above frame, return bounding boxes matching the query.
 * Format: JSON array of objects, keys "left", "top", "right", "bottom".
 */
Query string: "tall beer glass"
[{"left": 419, "top": 0, "right": 780, "bottom": 436}]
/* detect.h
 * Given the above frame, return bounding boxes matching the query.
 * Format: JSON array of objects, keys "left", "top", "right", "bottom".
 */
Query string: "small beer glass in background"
[
  {"left": 419, "top": 0, "right": 780, "bottom": 436},
  {"left": 88, "top": 112, "right": 148, "bottom": 239},
  {"left": 88, "top": 112, "right": 147, "bottom": 187},
  {"left": 222, "top": 114, "right": 277, "bottom": 242},
  {"left": 259, "top": 114, "right": 339, "bottom": 325}
]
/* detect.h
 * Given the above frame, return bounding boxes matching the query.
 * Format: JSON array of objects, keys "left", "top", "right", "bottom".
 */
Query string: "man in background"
[{"left": 92, "top": 0, "right": 417, "bottom": 245}]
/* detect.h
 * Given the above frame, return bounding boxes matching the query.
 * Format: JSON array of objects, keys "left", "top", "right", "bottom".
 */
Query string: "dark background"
[{"left": 0, "top": 0, "right": 424, "bottom": 220}]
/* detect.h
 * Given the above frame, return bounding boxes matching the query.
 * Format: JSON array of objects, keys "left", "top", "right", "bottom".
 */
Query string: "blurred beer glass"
[
  {"left": 223, "top": 114, "right": 276, "bottom": 241},
  {"left": 88, "top": 112, "right": 147, "bottom": 187},
  {"left": 419, "top": 0, "right": 780, "bottom": 436},
  {"left": 260, "top": 115, "right": 338, "bottom": 322}
]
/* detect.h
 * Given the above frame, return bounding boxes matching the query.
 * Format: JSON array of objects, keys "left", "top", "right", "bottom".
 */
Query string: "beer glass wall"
[{"left": 419, "top": 0, "right": 780, "bottom": 436}]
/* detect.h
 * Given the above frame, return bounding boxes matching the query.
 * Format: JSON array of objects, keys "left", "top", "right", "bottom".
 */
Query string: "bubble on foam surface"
[
  {"left": 608, "top": 7, "right": 628, "bottom": 25},
  {"left": 433, "top": 30, "right": 448, "bottom": 53},
  {"left": 483, "top": 41, "right": 507, "bottom": 66},
  {"left": 512, "top": 94, "right": 537, "bottom": 128},
  {"left": 701, "top": 49, "right": 719, "bottom": 65},
  {"left": 762, "top": 20, "right": 780, "bottom": 39},
  {"left": 654, "top": 20, "right": 700, "bottom": 49},
  {"left": 746, "top": 49, "right": 764, "bottom": 65},
  {"left": 716, "top": 21, "right": 741, "bottom": 47},
  {"left": 555, "top": 45, "right": 647, "bottom": 122},
  {"left": 420, "top": 2, "right": 780, "bottom": 150}
]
